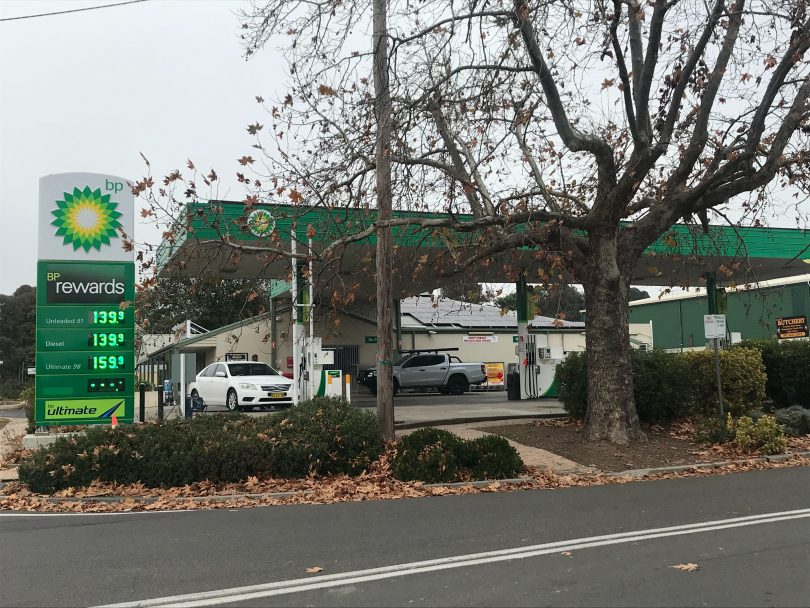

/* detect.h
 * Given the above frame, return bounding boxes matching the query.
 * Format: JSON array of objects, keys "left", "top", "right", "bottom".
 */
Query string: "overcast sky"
[{"left": 0, "top": 0, "right": 282, "bottom": 294}]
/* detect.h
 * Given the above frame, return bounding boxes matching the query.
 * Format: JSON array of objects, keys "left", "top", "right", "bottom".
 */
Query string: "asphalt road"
[
  {"left": 0, "top": 408, "right": 25, "bottom": 419},
  {"left": 1, "top": 467, "right": 809, "bottom": 607}
]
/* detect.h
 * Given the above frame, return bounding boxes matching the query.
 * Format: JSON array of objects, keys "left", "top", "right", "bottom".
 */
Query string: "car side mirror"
[{"left": 215, "top": 371, "right": 227, "bottom": 378}]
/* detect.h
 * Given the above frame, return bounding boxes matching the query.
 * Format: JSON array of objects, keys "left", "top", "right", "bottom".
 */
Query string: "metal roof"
[
  {"left": 400, "top": 296, "right": 585, "bottom": 329},
  {"left": 629, "top": 273, "right": 810, "bottom": 306}
]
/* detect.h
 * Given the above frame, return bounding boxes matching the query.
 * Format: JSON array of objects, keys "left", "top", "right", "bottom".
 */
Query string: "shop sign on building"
[
  {"left": 463, "top": 335, "right": 499, "bottom": 344},
  {"left": 776, "top": 315, "right": 808, "bottom": 340}
]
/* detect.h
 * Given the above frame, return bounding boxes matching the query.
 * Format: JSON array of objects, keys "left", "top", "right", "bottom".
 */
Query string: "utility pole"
[{"left": 373, "top": 0, "right": 394, "bottom": 440}]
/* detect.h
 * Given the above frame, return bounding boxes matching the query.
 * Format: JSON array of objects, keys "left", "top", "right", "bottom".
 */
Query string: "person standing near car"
[{"left": 251, "top": 354, "right": 259, "bottom": 362}]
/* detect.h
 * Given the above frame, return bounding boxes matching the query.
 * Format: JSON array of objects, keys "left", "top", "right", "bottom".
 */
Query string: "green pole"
[{"left": 516, "top": 276, "right": 528, "bottom": 323}]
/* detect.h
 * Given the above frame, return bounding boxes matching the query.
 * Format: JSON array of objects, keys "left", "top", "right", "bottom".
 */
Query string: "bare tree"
[
  {"left": 373, "top": 0, "right": 395, "bottom": 440},
  {"left": 136, "top": 0, "right": 810, "bottom": 445}
]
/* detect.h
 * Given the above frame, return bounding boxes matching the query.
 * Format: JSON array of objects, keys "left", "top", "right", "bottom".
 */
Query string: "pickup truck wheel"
[
  {"left": 393, "top": 379, "right": 400, "bottom": 395},
  {"left": 447, "top": 375, "right": 468, "bottom": 395}
]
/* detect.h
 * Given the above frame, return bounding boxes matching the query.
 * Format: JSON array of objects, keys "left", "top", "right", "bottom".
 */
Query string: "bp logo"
[
  {"left": 247, "top": 208, "right": 275, "bottom": 237},
  {"left": 51, "top": 186, "right": 123, "bottom": 252}
]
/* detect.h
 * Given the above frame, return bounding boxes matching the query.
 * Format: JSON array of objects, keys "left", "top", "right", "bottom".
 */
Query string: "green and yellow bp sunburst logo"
[{"left": 51, "top": 186, "right": 123, "bottom": 251}]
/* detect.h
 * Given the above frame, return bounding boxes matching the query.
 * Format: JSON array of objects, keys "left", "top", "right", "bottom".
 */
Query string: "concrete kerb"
[
  {"left": 0, "top": 402, "right": 24, "bottom": 411},
  {"left": 3, "top": 454, "right": 810, "bottom": 506},
  {"left": 616, "top": 450, "right": 810, "bottom": 478}
]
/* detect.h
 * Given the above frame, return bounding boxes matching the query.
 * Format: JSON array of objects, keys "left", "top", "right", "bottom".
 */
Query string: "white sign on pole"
[
  {"left": 27, "top": 367, "right": 36, "bottom": 376},
  {"left": 704, "top": 314, "right": 727, "bottom": 339}
]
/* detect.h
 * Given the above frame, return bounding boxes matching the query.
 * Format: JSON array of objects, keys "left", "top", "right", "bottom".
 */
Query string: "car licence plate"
[{"left": 270, "top": 392, "right": 285, "bottom": 399}]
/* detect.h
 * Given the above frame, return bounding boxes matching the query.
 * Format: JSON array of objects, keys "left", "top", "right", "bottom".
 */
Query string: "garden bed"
[{"left": 479, "top": 419, "right": 810, "bottom": 473}]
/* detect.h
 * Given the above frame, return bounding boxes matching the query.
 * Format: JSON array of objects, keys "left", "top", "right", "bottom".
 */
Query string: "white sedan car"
[{"left": 190, "top": 361, "right": 293, "bottom": 411}]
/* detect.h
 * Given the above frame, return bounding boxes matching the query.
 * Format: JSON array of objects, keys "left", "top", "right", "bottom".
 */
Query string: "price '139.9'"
[
  {"left": 88, "top": 332, "right": 126, "bottom": 347},
  {"left": 90, "top": 310, "right": 126, "bottom": 325}
]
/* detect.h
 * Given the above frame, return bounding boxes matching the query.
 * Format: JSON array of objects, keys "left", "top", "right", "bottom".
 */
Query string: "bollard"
[
  {"left": 139, "top": 383, "right": 146, "bottom": 423},
  {"left": 157, "top": 388, "right": 164, "bottom": 422}
]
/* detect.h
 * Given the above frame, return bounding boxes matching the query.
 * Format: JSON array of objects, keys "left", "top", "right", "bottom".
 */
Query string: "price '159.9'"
[{"left": 87, "top": 355, "right": 125, "bottom": 370}]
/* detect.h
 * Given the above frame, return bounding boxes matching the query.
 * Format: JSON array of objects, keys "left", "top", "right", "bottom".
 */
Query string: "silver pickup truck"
[{"left": 358, "top": 353, "right": 487, "bottom": 395}]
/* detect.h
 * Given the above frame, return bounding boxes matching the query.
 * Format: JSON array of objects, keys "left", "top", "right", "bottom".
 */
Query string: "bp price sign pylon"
[{"left": 36, "top": 173, "right": 135, "bottom": 426}]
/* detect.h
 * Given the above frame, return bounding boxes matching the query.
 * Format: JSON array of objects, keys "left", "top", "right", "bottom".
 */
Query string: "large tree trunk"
[
  {"left": 373, "top": 0, "right": 395, "bottom": 440},
  {"left": 582, "top": 231, "right": 645, "bottom": 444}
]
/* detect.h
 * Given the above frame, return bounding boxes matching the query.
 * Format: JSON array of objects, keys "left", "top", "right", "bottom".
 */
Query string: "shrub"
[
  {"left": 268, "top": 396, "right": 383, "bottom": 477},
  {"left": 630, "top": 349, "right": 694, "bottom": 422},
  {"left": 774, "top": 405, "right": 810, "bottom": 437},
  {"left": 737, "top": 339, "right": 810, "bottom": 408},
  {"left": 0, "top": 379, "right": 22, "bottom": 400},
  {"left": 392, "top": 428, "right": 523, "bottom": 483},
  {"left": 555, "top": 350, "right": 694, "bottom": 423},
  {"left": 680, "top": 348, "right": 766, "bottom": 416},
  {"left": 692, "top": 414, "right": 734, "bottom": 445},
  {"left": 555, "top": 352, "right": 588, "bottom": 419},
  {"left": 733, "top": 415, "right": 787, "bottom": 455},
  {"left": 18, "top": 398, "right": 383, "bottom": 493},
  {"left": 393, "top": 428, "right": 465, "bottom": 483},
  {"left": 464, "top": 435, "right": 524, "bottom": 480}
]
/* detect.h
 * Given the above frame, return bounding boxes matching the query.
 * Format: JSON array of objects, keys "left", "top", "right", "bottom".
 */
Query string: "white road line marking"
[{"left": 95, "top": 507, "right": 810, "bottom": 607}]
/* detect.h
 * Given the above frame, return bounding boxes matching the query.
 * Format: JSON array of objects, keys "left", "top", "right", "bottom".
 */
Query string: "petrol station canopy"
[{"left": 156, "top": 201, "right": 810, "bottom": 298}]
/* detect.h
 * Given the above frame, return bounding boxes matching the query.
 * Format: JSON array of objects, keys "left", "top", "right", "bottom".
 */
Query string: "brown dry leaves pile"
[
  {"left": 1, "top": 450, "right": 808, "bottom": 513},
  {"left": 670, "top": 563, "right": 700, "bottom": 572}
]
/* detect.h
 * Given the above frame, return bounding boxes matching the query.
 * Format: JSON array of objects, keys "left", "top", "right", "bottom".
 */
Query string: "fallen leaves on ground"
[
  {"left": 305, "top": 567, "right": 323, "bottom": 573},
  {"left": 0, "top": 445, "right": 808, "bottom": 514},
  {"left": 560, "top": 551, "right": 573, "bottom": 557},
  {"left": 670, "top": 563, "right": 700, "bottom": 571}
]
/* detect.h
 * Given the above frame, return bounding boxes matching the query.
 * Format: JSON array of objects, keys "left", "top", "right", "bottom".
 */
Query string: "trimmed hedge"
[
  {"left": 18, "top": 397, "right": 382, "bottom": 493},
  {"left": 556, "top": 347, "right": 766, "bottom": 421},
  {"left": 392, "top": 428, "right": 524, "bottom": 484},
  {"left": 680, "top": 348, "right": 766, "bottom": 416},
  {"left": 556, "top": 350, "right": 694, "bottom": 423},
  {"left": 736, "top": 338, "right": 810, "bottom": 408}
]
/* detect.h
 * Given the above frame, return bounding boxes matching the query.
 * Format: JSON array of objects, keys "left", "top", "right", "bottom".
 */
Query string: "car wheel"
[
  {"left": 393, "top": 379, "right": 400, "bottom": 395},
  {"left": 226, "top": 389, "right": 239, "bottom": 411},
  {"left": 438, "top": 388, "right": 450, "bottom": 395},
  {"left": 447, "top": 375, "right": 468, "bottom": 395}
]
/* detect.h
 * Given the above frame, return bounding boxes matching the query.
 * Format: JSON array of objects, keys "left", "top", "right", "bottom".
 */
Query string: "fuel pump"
[{"left": 305, "top": 337, "right": 341, "bottom": 397}]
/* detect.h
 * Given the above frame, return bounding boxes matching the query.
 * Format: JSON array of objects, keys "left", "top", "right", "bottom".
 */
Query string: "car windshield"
[
  {"left": 227, "top": 363, "right": 280, "bottom": 377},
  {"left": 393, "top": 356, "right": 409, "bottom": 367}
]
